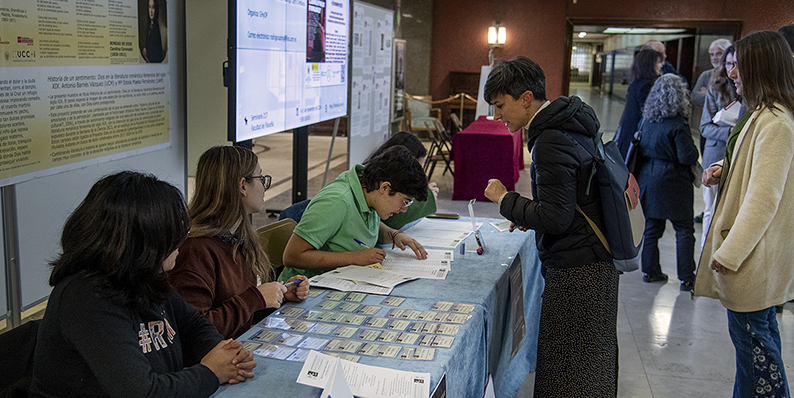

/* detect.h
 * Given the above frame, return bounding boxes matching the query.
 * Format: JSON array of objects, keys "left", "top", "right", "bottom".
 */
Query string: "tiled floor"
[{"left": 247, "top": 84, "right": 794, "bottom": 397}]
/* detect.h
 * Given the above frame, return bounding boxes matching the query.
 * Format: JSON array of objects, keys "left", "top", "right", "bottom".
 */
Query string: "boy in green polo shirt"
[{"left": 280, "top": 146, "right": 429, "bottom": 281}]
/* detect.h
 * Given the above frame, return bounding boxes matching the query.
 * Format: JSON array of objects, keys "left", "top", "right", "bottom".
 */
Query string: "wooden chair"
[
  {"left": 423, "top": 118, "right": 454, "bottom": 178},
  {"left": 257, "top": 218, "right": 297, "bottom": 280}
]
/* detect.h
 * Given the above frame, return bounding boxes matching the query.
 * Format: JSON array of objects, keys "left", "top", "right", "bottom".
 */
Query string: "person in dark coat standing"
[
  {"left": 635, "top": 74, "right": 700, "bottom": 291},
  {"left": 615, "top": 49, "right": 664, "bottom": 158},
  {"left": 482, "top": 56, "right": 617, "bottom": 398}
]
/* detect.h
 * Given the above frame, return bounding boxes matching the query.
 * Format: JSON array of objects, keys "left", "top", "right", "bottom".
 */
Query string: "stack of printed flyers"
[{"left": 309, "top": 247, "right": 454, "bottom": 295}]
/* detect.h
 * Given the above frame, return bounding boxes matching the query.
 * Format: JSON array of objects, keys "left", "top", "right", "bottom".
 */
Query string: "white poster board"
[{"left": 347, "top": 1, "right": 393, "bottom": 167}]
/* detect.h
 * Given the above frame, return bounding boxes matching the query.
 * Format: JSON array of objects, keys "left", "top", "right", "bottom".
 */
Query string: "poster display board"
[
  {"left": 347, "top": 1, "right": 393, "bottom": 167},
  {"left": 0, "top": 0, "right": 171, "bottom": 187}
]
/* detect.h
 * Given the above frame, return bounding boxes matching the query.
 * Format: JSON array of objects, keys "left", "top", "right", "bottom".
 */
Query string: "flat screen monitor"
[{"left": 229, "top": 0, "right": 349, "bottom": 142}]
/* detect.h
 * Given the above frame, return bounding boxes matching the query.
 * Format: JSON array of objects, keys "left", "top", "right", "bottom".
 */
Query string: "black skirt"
[{"left": 534, "top": 260, "right": 619, "bottom": 398}]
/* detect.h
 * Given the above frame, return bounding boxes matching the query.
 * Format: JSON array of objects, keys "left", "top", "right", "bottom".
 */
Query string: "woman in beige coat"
[{"left": 696, "top": 31, "right": 794, "bottom": 398}]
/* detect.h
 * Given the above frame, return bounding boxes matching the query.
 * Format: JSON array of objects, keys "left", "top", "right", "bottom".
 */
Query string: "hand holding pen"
[
  {"left": 353, "top": 238, "right": 386, "bottom": 265},
  {"left": 282, "top": 276, "right": 309, "bottom": 302}
]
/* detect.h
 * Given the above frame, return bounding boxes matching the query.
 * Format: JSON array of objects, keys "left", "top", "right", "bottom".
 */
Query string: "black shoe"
[
  {"left": 643, "top": 273, "right": 668, "bottom": 283},
  {"left": 680, "top": 281, "right": 694, "bottom": 291},
  {"left": 694, "top": 212, "right": 704, "bottom": 223}
]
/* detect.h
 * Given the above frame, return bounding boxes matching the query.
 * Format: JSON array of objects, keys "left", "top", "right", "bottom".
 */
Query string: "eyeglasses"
[
  {"left": 401, "top": 197, "right": 414, "bottom": 208},
  {"left": 725, "top": 61, "right": 736, "bottom": 70},
  {"left": 246, "top": 174, "right": 271, "bottom": 190}
]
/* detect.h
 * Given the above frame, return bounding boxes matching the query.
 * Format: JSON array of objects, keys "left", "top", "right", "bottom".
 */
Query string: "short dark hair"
[
  {"left": 779, "top": 24, "right": 794, "bottom": 53},
  {"left": 630, "top": 49, "right": 663, "bottom": 83},
  {"left": 360, "top": 146, "right": 428, "bottom": 201},
  {"left": 364, "top": 131, "right": 426, "bottom": 164},
  {"left": 50, "top": 171, "right": 189, "bottom": 313},
  {"left": 484, "top": 56, "right": 546, "bottom": 104}
]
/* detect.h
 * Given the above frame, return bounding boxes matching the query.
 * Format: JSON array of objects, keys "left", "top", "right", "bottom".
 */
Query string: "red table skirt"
[{"left": 452, "top": 116, "right": 524, "bottom": 201}]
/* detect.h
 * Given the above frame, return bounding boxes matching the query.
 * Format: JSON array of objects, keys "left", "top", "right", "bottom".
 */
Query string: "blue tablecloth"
[{"left": 211, "top": 218, "right": 543, "bottom": 398}]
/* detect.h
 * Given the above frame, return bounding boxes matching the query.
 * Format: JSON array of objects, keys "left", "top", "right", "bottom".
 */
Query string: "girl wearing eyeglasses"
[
  {"left": 169, "top": 146, "right": 309, "bottom": 339},
  {"left": 697, "top": 31, "right": 794, "bottom": 397}
]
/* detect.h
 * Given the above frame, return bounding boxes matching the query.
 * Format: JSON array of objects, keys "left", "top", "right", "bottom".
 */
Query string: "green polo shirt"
[{"left": 278, "top": 164, "right": 380, "bottom": 281}]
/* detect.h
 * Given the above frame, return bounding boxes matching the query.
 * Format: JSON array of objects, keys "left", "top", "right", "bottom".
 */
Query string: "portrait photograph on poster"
[{"left": 139, "top": 0, "right": 168, "bottom": 63}]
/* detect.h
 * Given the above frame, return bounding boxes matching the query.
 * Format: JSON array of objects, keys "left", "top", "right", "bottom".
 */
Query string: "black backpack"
[{"left": 566, "top": 132, "right": 644, "bottom": 273}]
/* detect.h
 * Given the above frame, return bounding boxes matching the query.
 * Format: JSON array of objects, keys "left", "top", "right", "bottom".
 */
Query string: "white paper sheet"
[
  {"left": 309, "top": 274, "right": 394, "bottom": 295},
  {"left": 324, "top": 265, "right": 417, "bottom": 288},
  {"left": 297, "top": 350, "right": 430, "bottom": 398},
  {"left": 381, "top": 248, "right": 453, "bottom": 279},
  {"left": 404, "top": 219, "right": 481, "bottom": 248}
]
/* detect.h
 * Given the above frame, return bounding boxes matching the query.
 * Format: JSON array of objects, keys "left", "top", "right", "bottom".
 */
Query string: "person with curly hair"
[
  {"left": 635, "top": 73, "right": 700, "bottom": 291},
  {"left": 281, "top": 145, "right": 429, "bottom": 281}
]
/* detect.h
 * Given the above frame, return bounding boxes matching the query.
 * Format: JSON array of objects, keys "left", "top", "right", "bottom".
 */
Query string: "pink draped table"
[{"left": 452, "top": 116, "right": 524, "bottom": 201}]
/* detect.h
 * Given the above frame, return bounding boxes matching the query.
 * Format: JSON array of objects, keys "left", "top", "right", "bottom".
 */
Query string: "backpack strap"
[{"left": 575, "top": 205, "right": 611, "bottom": 254}]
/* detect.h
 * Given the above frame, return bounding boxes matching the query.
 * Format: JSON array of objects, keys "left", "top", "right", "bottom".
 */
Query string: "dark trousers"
[{"left": 641, "top": 217, "right": 695, "bottom": 283}]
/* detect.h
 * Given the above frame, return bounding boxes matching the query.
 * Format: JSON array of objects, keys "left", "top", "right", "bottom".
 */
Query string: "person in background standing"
[
  {"left": 634, "top": 74, "right": 700, "bottom": 291},
  {"left": 691, "top": 39, "right": 732, "bottom": 107},
  {"left": 696, "top": 31, "right": 794, "bottom": 398},
  {"left": 699, "top": 46, "right": 738, "bottom": 244},
  {"left": 615, "top": 49, "right": 664, "bottom": 158}
]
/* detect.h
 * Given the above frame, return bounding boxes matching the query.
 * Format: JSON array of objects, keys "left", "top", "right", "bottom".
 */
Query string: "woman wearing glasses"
[
  {"left": 697, "top": 31, "right": 794, "bottom": 397},
  {"left": 698, "top": 45, "right": 738, "bottom": 243},
  {"left": 169, "top": 146, "right": 309, "bottom": 339}
]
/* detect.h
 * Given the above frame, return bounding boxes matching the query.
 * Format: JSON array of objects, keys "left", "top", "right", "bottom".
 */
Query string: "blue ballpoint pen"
[
  {"left": 353, "top": 238, "right": 370, "bottom": 249},
  {"left": 283, "top": 279, "right": 302, "bottom": 288}
]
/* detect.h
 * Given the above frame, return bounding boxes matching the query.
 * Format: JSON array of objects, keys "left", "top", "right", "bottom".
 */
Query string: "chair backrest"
[
  {"left": 449, "top": 113, "right": 464, "bottom": 133},
  {"left": 406, "top": 95, "right": 432, "bottom": 118},
  {"left": 257, "top": 218, "right": 298, "bottom": 277},
  {"left": 0, "top": 319, "right": 40, "bottom": 398},
  {"left": 278, "top": 199, "right": 310, "bottom": 223}
]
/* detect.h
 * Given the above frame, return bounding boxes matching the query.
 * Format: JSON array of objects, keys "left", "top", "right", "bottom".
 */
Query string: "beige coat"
[{"left": 694, "top": 105, "right": 794, "bottom": 312}]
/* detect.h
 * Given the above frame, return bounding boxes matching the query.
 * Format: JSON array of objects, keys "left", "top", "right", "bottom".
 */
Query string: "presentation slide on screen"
[
  {"left": 235, "top": 0, "right": 348, "bottom": 141},
  {"left": 0, "top": 0, "right": 170, "bottom": 186}
]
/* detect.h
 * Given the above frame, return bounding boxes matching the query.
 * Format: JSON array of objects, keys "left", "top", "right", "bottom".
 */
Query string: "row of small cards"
[
  {"left": 261, "top": 316, "right": 462, "bottom": 335},
  {"left": 252, "top": 327, "right": 455, "bottom": 347},
  {"left": 243, "top": 339, "right": 437, "bottom": 361},
  {"left": 314, "top": 289, "right": 407, "bottom": 307},
  {"left": 281, "top": 307, "right": 471, "bottom": 325}
]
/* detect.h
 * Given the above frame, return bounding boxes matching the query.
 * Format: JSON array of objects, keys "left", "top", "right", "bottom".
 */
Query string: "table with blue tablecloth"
[{"left": 211, "top": 218, "right": 543, "bottom": 398}]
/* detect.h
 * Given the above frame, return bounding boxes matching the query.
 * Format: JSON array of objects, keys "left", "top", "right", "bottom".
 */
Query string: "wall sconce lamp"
[
  {"left": 488, "top": 24, "right": 506, "bottom": 67},
  {"left": 488, "top": 24, "right": 507, "bottom": 47}
]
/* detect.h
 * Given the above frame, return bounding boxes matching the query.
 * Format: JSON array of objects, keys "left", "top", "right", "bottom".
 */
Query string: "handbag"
[{"left": 624, "top": 119, "right": 645, "bottom": 175}]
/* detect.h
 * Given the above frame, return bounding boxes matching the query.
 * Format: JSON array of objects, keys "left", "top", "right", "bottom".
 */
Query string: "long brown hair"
[
  {"left": 735, "top": 31, "right": 794, "bottom": 116},
  {"left": 189, "top": 146, "right": 272, "bottom": 281}
]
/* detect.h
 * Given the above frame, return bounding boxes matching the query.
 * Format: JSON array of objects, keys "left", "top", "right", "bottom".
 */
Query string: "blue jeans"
[{"left": 727, "top": 307, "right": 790, "bottom": 398}]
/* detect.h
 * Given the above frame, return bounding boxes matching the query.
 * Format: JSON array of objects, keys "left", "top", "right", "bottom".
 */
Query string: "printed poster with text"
[{"left": 0, "top": 0, "right": 171, "bottom": 186}]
